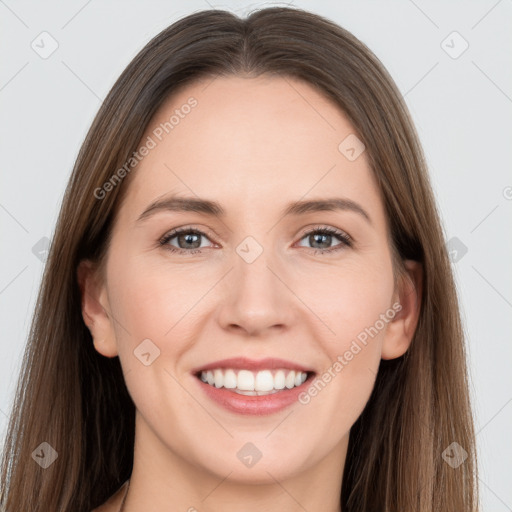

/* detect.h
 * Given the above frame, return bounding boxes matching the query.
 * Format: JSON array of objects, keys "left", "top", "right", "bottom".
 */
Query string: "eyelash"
[{"left": 158, "top": 225, "right": 352, "bottom": 256}]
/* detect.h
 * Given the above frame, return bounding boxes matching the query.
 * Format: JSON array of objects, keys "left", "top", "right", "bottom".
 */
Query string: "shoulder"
[{"left": 91, "top": 480, "right": 129, "bottom": 512}]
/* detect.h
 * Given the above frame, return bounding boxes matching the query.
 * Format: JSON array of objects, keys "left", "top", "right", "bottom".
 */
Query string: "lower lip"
[{"left": 195, "top": 375, "right": 313, "bottom": 416}]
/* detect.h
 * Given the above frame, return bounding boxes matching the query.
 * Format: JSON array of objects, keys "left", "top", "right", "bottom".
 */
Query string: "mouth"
[
  {"left": 191, "top": 357, "right": 316, "bottom": 415},
  {"left": 196, "top": 368, "right": 311, "bottom": 395}
]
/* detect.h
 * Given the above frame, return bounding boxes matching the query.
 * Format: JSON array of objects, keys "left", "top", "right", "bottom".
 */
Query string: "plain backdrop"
[{"left": 1, "top": 1, "right": 511, "bottom": 510}]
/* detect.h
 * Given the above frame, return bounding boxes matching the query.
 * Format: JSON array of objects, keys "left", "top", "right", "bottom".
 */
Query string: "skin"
[{"left": 81, "top": 75, "right": 422, "bottom": 512}]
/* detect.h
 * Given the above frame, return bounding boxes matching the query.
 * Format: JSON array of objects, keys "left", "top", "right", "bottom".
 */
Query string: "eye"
[
  {"left": 295, "top": 226, "right": 352, "bottom": 254},
  {"left": 159, "top": 225, "right": 352, "bottom": 256},
  {"left": 159, "top": 227, "right": 214, "bottom": 254}
]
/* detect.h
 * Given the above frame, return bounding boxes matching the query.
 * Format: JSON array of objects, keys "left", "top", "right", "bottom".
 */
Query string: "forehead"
[{"left": 119, "top": 75, "right": 384, "bottom": 224}]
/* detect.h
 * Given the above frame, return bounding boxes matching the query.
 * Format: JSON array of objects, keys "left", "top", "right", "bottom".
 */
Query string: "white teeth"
[
  {"left": 237, "top": 370, "right": 255, "bottom": 391},
  {"left": 214, "top": 369, "right": 223, "bottom": 388},
  {"left": 285, "top": 371, "right": 295, "bottom": 389},
  {"left": 255, "top": 370, "right": 274, "bottom": 391},
  {"left": 198, "top": 368, "right": 309, "bottom": 393},
  {"left": 223, "top": 369, "right": 237, "bottom": 389},
  {"left": 274, "top": 370, "right": 285, "bottom": 390}
]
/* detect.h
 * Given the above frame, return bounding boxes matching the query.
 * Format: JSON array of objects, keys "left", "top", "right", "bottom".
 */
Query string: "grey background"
[{"left": 1, "top": 0, "right": 511, "bottom": 510}]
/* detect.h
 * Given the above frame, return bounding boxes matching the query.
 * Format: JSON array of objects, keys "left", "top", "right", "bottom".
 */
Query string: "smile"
[
  {"left": 199, "top": 368, "right": 309, "bottom": 395},
  {"left": 192, "top": 357, "right": 315, "bottom": 415}
]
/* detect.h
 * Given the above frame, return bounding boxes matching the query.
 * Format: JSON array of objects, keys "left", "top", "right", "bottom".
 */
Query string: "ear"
[
  {"left": 381, "top": 260, "right": 422, "bottom": 360},
  {"left": 77, "top": 260, "right": 118, "bottom": 358}
]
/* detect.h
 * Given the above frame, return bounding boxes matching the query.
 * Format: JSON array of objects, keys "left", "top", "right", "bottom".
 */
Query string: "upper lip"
[{"left": 191, "top": 357, "right": 315, "bottom": 375}]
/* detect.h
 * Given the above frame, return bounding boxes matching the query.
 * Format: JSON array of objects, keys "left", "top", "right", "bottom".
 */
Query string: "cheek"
[
  {"left": 293, "top": 257, "right": 394, "bottom": 415},
  {"left": 327, "top": 274, "right": 394, "bottom": 345},
  {"left": 107, "top": 253, "right": 199, "bottom": 343},
  {"left": 105, "top": 256, "right": 198, "bottom": 432},
  {"left": 293, "top": 254, "right": 395, "bottom": 347}
]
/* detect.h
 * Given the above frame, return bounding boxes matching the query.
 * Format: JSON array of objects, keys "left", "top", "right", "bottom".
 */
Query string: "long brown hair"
[{"left": 0, "top": 7, "right": 478, "bottom": 511}]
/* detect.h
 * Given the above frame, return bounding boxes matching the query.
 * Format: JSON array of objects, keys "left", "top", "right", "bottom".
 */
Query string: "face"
[{"left": 82, "top": 75, "right": 418, "bottom": 486}]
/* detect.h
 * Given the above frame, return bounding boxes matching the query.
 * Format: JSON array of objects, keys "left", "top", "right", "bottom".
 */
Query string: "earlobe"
[
  {"left": 381, "top": 260, "right": 423, "bottom": 360},
  {"left": 77, "top": 260, "right": 119, "bottom": 358}
]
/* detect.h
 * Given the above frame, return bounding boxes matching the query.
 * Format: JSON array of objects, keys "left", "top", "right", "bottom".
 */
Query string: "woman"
[{"left": 0, "top": 7, "right": 479, "bottom": 511}]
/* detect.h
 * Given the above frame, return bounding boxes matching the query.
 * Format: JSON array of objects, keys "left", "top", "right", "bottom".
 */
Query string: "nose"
[{"left": 216, "top": 250, "right": 296, "bottom": 337}]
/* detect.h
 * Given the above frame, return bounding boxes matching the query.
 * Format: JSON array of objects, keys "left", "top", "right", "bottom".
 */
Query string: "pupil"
[
  {"left": 312, "top": 233, "right": 330, "bottom": 249},
  {"left": 180, "top": 233, "right": 200, "bottom": 249}
]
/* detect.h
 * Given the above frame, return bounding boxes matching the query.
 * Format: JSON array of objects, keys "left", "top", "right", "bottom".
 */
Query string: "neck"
[{"left": 121, "top": 413, "right": 347, "bottom": 512}]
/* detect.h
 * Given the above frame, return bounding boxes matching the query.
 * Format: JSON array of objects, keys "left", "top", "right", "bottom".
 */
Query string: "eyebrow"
[{"left": 137, "top": 196, "right": 371, "bottom": 224}]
